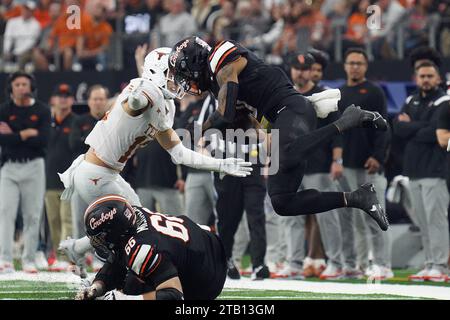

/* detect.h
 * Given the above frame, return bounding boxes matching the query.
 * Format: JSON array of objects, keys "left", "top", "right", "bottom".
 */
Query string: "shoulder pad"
[
  {"left": 208, "top": 41, "right": 238, "bottom": 74},
  {"left": 127, "top": 243, "right": 161, "bottom": 278}
]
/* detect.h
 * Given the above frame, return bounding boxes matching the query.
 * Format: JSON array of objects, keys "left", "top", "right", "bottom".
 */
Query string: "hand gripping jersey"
[
  {"left": 207, "top": 40, "right": 299, "bottom": 122},
  {"left": 85, "top": 78, "right": 175, "bottom": 171}
]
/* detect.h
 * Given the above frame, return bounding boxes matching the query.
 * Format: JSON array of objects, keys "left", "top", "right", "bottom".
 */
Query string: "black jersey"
[
  {"left": 95, "top": 206, "right": 227, "bottom": 300},
  {"left": 207, "top": 40, "right": 298, "bottom": 122}
]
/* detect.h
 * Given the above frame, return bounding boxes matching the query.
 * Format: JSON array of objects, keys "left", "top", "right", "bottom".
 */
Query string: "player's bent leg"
[
  {"left": 344, "top": 183, "right": 389, "bottom": 231},
  {"left": 268, "top": 163, "right": 389, "bottom": 230}
]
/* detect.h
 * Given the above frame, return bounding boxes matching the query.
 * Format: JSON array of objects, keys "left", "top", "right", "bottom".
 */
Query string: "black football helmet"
[
  {"left": 169, "top": 36, "right": 212, "bottom": 95},
  {"left": 84, "top": 195, "right": 137, "bottom": 262}
]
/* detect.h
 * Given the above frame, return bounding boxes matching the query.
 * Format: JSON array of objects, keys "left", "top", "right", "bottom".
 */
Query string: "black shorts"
[
  {"left": 272, "top": 94, "right": 317, "bottom": 170},
  {"left": 180, "top": 231, "right": 227, "bottom": 300}
]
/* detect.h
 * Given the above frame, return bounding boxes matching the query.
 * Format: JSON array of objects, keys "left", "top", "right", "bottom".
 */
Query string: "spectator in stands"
[
  {"left": 439, "top": 1, "right": 450, "bottom": 57},
  {"left": 157, "top": 0, "right": 197, "bottom": 47},
  {"left": 339, "top": 48, "right": 392, "bottom": 279},
  {"left": 0, "top": 71, "right": 51, "bottom": 274},
  {"left": 45, "top": 84, "right": 78, "bottom": 272},
  {"left": 191, "top": 0, "right": 221, "bottom": 30},
  {"left": 394, "top": 61, "right": 450, "bottom": 282},
  {"left": 370, "top": 0, "right": 406, "bottom": 59},
  {"left": 402, "top": 0, "right": 435, "bottom": 54},
  {"left": 48, "top": 0, "right": 91, "bottom": 70},
  {"left": 242, "top": 2, "right": 285, "bottom": 58},
  {"left": 0, "top": 0, "right": 21, "bottom": 35},
  {"left": 34, "top": 0, "right": 52, "bottom": 29},
  {"left": 271, "top": 21, "right": 299, "bottom": 66},
  {"left": 234, "top": 0, "right": 271, "bottom": 46},
  {"left": 76, "top": 3, "right": 113, "bottom": 70},
  {"left": 3, "top": 1, "right": 41, "bottom": 70},
  {"left": 343, "top": 0, "right": 369, "bottom": 48},
  {"left": 295, "top": 0, "right": 330, "bottom": 51},
  {"left": 33, "top": 1, "right": 62, "bottom": 71},
  {"left": 69, "top": 84, "right": 109, "bottom": 237},
  {"left": 208, "top": 0, "right": 239, "bottom": 42}
]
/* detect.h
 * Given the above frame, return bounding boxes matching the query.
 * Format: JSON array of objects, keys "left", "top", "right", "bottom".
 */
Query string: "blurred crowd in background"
[{"left": 1, "top": 0, "right": 450, "bottom": 72}]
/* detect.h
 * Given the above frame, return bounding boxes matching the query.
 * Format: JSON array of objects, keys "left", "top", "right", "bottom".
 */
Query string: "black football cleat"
[
  {"left": 347, "top": 183, "right": 389, "bottom": 231},
  {"left": 227, "top": 259, "right": 241, "bottom": 280},
  {"left": 251, "top": 265, "right": 271, "bottom": 281},
  {"left": 335, "top": 105, "right": 388, "bottom": 132}
]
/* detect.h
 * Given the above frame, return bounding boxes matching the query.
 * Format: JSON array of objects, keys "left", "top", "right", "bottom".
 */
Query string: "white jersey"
[{"left": 85, "top": 78, "right": 175, "bottom": 171}]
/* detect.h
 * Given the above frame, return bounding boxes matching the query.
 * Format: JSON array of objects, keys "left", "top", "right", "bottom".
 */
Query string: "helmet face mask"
[
  {"left": 142, "top": 47, "right": 186, "bottom": 100},
  {"left": 84, "top": 195, "right": 137, "bottom": 261},
  {"left": 169, "top": 36, "right": 211, "bottom": 96}
]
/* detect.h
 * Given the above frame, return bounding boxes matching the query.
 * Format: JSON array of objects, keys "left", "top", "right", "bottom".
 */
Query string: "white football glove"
[
  {"left": 101, "top": 289, "right": 121, "bottom": 300},
  {"left": 306, "top": 88, "right": 341, "bottom": 118},
  {"left": 100, "top": 290, "right": 143, "bottom": 300},
  {"left": 447, "top": 138, "right": 450, "bottom": 152},
  {"left": 75, "top": 281, "right": 104, "bottom": 300},
  {"left": 218, "top": 158, "right": 253, "bottom": 178}
]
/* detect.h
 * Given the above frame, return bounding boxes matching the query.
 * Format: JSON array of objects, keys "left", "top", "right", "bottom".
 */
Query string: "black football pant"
[
  {"left": 214, "top": 169, "right": 267, "bottom": 268},
  {"left": 268, "top": 95, "right": 346, "bottom": 216}
]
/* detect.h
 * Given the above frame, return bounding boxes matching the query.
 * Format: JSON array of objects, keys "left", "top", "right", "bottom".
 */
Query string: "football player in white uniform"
[{"left": 58, "top": 48, "right": 252, "bottom": 272}]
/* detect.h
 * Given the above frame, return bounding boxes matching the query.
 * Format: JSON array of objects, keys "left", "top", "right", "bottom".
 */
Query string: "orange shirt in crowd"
[
  {"left": 49, "top": 12, "right": 91, "bottom": 50},
  {"left": 345, "top": 12, "right": 367, "bottom": 43},
  {"left": 2, "top": 5, "right": 21, "bottom": 20},
  {"left": 34, "top": 8, "right": 51, "bottom": 28},
  {"left": 82, "top": 15, "right": 113, "bottom": 51}
]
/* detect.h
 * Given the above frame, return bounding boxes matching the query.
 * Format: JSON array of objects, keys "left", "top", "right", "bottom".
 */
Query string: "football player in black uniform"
[
  {"left": 75, "top": 195, "right": 227, "bottom": 300},
  {"left": 168, "top": 36, "right": 389, "bottom": 231}
]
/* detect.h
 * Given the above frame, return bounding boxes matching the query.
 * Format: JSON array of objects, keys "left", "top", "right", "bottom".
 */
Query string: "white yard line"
[
  {"left": 1, "top": 272, "right": 450, "bottom": 300},
  {"left": 224, "top": 279, "right": 450, "bottom": 300}
]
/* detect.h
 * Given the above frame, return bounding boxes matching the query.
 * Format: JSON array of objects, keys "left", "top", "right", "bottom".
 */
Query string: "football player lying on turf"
[
  {"left": 75, "top": 195, "right": 227, "bottom": 300},
  {"left": 58, "top": 48, "right": 251, "bottom": 274}
]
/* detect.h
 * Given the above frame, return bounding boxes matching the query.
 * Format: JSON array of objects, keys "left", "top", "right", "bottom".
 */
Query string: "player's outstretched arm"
[
  {"left": 75, "top": 280, "right": 106, "bottom": 300},
  {"left": 202, "top": 57, "right": 247, "bottom": 131},
  {"left": 101, "top": 277, "right": 184, "bottom": 300},
  {"left": 156, "top": 128, "right": 253, "bottom": 177}
]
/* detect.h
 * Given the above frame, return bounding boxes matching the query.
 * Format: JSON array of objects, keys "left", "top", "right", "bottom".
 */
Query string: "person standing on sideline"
[
  {"left": 0, "top": 71, "right": 51, "bottom": 274},
  {"left": 45, "top": 83, "right": 78, "bottom": 271},
  {"left": 394, "top": 61, "right": 450, "bottom": 282},
  {"left": 338, "top": 48, "right": 392, "bottom": 280}
]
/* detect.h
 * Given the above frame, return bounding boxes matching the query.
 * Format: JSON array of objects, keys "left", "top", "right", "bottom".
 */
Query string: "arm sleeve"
[{"left": 166, "top": 141, "right": 222, "bottom": 172}]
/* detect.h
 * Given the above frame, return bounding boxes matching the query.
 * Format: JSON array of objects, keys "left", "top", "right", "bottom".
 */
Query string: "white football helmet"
[{"left": 142, "top": 47, "right": 185, "bottom": 100}]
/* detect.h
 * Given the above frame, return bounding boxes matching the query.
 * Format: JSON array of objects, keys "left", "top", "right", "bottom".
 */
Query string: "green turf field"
[{"left": 0, "top": 269, "right": 448, "bottom": 300}]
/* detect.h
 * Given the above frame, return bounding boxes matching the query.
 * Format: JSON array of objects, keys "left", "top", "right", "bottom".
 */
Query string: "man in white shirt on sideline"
[{"left": 3, "top": 1, "right": 41, "bottom": 70}]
